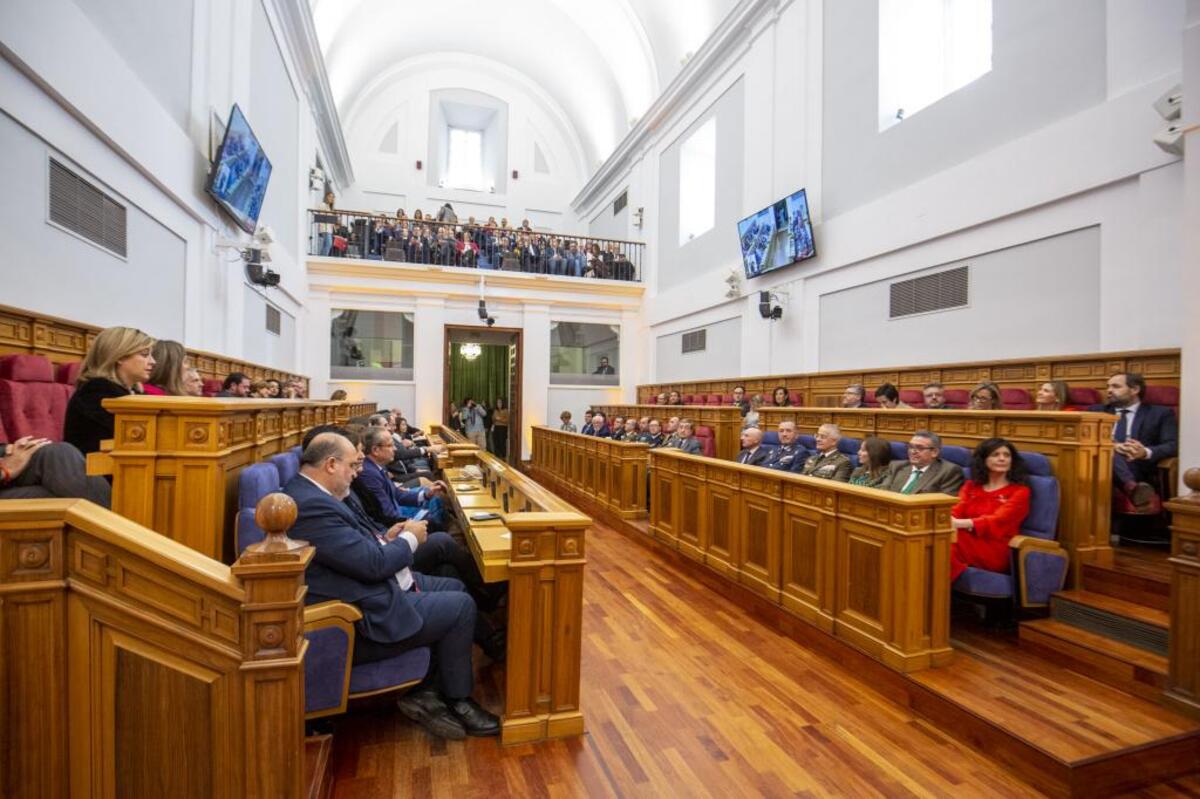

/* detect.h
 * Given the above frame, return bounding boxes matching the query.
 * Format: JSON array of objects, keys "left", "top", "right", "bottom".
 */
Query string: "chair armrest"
[
  {"left": 304, "top": 600, "right": 362, "bottom": 626},
  {"left": 1009, "top": 537, "right": 1069, "bottom": 608},
  {"left": 1009, "top": 535, "right": 1063, "bottom": 552},
  {"left": 85, "top": 451, "right": 113, "bottom": 477},
  {"left": 100, "top": 439, "right": 114, "bottom": 453},
  {"left": 302, "top": 601, "right": 359, "bottom": 720},
  {"left": 1158, "top": 458, "right": 1179, "bottom": 500}
]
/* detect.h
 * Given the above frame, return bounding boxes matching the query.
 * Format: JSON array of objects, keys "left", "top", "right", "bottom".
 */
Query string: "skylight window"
[
  {"left": 446, "top": 127, "right": 484, "bottom": 190},
  {"left": 878, "top": 0, "right": 993, "bottom": 131}
]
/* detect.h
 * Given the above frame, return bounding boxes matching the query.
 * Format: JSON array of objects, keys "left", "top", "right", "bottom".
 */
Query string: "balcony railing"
[{"left": 308, "top": 208, "right": 644, "bottom": 282}]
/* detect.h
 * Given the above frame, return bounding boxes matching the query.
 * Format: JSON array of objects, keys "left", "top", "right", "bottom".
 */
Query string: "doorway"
[{"left": 443, "top": 325, "right": 522, "bottom": 463}]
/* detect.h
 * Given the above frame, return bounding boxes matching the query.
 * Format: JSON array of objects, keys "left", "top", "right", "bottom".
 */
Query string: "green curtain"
[{"left": 449, "top": 344, "right": 510, "bottom": 407}]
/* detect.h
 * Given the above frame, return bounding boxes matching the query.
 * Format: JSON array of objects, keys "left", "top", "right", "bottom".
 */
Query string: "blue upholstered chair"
[
  {"left": 951, "top": 451, "right": 1068, "bottom": 610},
  {"left": 235, "top": 463, "right": 430, "bottom": 719}
]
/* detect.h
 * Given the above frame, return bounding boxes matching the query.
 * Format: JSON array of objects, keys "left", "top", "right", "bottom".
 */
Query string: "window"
[
  {"left": 330, "top": 310, "right": 413, "bottom": 380},
  {"left": 550, "top": 322, "right": 619, "bottom": 386},
  {"left": 878, "top": 0, "right": 992, "bottom": 131},
  {"left": 678, "top": 117, "right": 716, "bottom": 245},
  {"left": 446, "top": 127, "right": 484, "bottom": 190}
]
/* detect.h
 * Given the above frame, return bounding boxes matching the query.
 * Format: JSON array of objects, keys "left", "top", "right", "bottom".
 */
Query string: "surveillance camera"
[
  {"left": 486, "top": 316, "right": 496, "bottom": 327},
  {"left": 253, "top": 226, "right": 275, "bottom": 246}
]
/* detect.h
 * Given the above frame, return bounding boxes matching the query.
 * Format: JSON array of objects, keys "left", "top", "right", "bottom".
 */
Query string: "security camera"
[
  {"left": 477, "top": 300, "right": 489, "bottom": 320},
  {"left": 253, "top": 225, "right": 275, "bottom": 246},
  {"left": 485, "top": 316, "right": 496, "bottom": 327},
  {"left": 246, "top": 261, "right": 280, "bottom": 287}
]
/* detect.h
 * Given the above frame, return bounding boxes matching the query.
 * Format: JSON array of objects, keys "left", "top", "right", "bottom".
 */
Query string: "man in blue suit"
[
  {"left": 1089, "top": 372, "right": 1178, "bottom": 513},
  {"left": 355, "top": 426, "right": 446, "bottom": 528},
  {"left": 285, "top": 432, "right": 499, "bottom": 739}
]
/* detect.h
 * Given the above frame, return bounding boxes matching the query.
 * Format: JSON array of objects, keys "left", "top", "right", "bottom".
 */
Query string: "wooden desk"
[{"left": 439, "top": 451, "right": 589, "bottom": 745}]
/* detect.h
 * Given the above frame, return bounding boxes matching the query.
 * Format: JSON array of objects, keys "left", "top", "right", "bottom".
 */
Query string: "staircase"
[{"left": 1020, "top": 547, "right": 1172, "bottom": 702}]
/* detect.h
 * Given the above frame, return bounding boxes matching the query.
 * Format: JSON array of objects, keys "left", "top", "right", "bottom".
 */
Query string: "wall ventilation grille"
[
  {"left": 681, "top": 329, "right": 707, "bottom": 353},
  {"left": 889, "top": 265, "right": 968, "bottom": 318},
  {"left": 613, "top": 190, "right": 628, "bottom": 215},
  {"left": 48, "top": 158, "right": 127, "bottom": 257},
  {"left": 266, "top": 305, "right": 282, "bottom": 335}
]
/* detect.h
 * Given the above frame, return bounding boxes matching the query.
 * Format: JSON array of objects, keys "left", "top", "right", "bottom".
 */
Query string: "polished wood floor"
[{"left": 328, "top": 518, "right": 1078, "bottom": 798}]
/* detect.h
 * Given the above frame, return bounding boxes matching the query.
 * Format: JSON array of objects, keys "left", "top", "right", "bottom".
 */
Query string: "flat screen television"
[
  {"left": 736, "top": 188, "right": 815, "bottom": 279},
  {"left": 206, "top": 104, "right": 272, "bottom": 234}
]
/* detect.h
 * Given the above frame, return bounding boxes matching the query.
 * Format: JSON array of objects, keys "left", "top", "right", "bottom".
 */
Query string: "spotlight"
[
  {"left": 478, "top": 300, "right": 488, "bottom": 321},
  {"left": 1153, "top": 84, "right": 1182, "bottom": 121},
  {"left": 758, "top": 290, "right": 784, "bottom": 321},
  {"left": 1153, "top": 122, "right": 1185, "bottom": 156}
]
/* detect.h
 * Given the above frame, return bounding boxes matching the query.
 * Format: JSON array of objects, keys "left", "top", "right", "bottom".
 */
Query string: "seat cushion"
[
  {"left": 0, "top": 379, "right": 72, "bottom": 440},
  {"left": 954, "top": 566, "right": 1013, "bottom": 598},
  {"left": 1022, "top": 474, "right": 1060, "bottom": 539},
  {"left": 789, "top": 392, "right": 803, "bottom": 406},
  {"left": 761, "top": 431, "right": 781, "bottom": 447},
  {"left": 202, "top": 378, "right": 224, "bottom": 397},
  {"left": 681, "top": 394, "right": 695, "bottom": 405},
  {"left": 55, "top": 361, "right": 82, "bottom": 386},
  {"left": 694, "top": 425, "right": 716, "bottom": 457},
  {"left": 1000, "top": 388, "right": 1033, "bottom": 409},
  {"left": 349, "top": 647, "right": 431, "bottom": 695},
  {"left": 0, "top": 354, "right": 54, "bottom": 382},
  {"left": 304, "top": 625, "right": 351, "bottom": 714},
  {"left": 239, "top": 462, "right": 282, "bottom": 510},
  {"left": 1067, "top": 387, "right": 1102, "bottom": 406},
  {"left": 707, "top": 394, "right": 722, "bottom": 405},
  {"left": 899, "top": 389, "right": 924, "bottom": 407},
  {"left": 941, "top": 445, "right": 972, "bottom": 469},
  {"left": 943, "top": 389, "right": 970, "bottom": 408},
  {"left": 889, "top": 441, "right": 909, "bottom": 463},
  {"left": 798, "top": 434, "right": 816, "bottom": 450},
  {"left": 1143, "top": 385, "right": 1178, "bottom": 409},
  {"left": 269, "top": 451, "right": 301, "bottom": 487}
]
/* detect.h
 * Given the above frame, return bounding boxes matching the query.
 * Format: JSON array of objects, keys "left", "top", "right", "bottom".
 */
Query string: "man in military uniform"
[
  {"left": 798, "top": 423, "right": 852, "bottom": 482},
  {"left": 764, "top": 421, "right": 807, "bottom": 472}
]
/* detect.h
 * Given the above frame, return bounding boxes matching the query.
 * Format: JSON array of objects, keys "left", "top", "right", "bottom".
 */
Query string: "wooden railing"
[
  {"left": 0, "top": 302, "right": 310, "bottom": 392},
  {"left": 97, "top": 397, "right": 351, "bottom": 562},
  {"left": 441, "top": 443, "right": 589, "bottom": 744},
  {"left": 345, "top": 401, "right": 378, "bottom": 418},
  {"left": 594, "top": 405, "right": 1114, "bottom": 581},
  {"left": 637, "top": 348, "right": 1181, "bottom": 406},
  {"left": 1166, "top": 467, "right": 1200, "bottom": 718},
  {"left": 0, "top": 497, "right": 311, "bottom": 797},
  {"left": 649, "top": 448, "right": 956, "bottom": 672},
  {"left": 530, "top": 427, "right": 649, "bottom": 519}
]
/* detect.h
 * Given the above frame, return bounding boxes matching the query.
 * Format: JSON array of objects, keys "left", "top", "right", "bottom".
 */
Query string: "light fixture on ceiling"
[{"left": 460, "top": 342, "right": 482, "bottom": 361}]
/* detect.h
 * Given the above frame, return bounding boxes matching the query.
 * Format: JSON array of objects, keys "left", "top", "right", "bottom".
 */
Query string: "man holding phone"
[{"left": 0, "top": 435, "right": 111, "bottom": 505}]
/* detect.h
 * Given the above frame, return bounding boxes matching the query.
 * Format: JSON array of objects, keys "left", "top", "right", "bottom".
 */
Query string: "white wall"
[{"left": 655, "top": 316, "right": 742, "bottom": 382}]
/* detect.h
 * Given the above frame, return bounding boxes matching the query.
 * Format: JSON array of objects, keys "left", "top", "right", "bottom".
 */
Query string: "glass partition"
[
  {"left": 550, "top": 322, "right": 619, "bottom": 385},
  {"left": 330, "top": 309, "right": 414, "bottom": 380}
]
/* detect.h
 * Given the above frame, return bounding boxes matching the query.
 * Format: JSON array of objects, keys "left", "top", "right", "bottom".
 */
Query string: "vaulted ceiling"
[{"left": 310, "top": 0, "right": 737, "bottom": 171}]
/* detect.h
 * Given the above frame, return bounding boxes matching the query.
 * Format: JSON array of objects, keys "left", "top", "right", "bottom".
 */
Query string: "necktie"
[
  {"left": 900, "top": 468, "right": 923, "bottom": 494},
  {"left": 1114, "top": 409, "right": 1130, "bottom": 443}
]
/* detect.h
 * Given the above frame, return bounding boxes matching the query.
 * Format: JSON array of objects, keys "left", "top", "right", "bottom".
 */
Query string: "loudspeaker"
[
  {"left": 1153, "top": 84, "right": 1182, "bottom": 121},
  {"left": 758, "top": 290, "right": 772, "bottom": 319},
  {"left": 1154, "top": 122, "right": 1185, "bottom": 156}
]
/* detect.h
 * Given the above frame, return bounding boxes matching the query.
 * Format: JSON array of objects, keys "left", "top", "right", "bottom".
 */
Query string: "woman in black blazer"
[{"left": 63, "top": 327, "right": 156, "bottom": 456}]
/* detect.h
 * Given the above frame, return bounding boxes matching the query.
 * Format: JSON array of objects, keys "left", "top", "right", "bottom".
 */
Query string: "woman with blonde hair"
[
  {"left": 330, "top": 389, "right": 349, "bottom": 401},
  {"left": 1035, "top": 380, "right": 1070, "bottom": 411},
  {"left": 64, "top": 327, "right": 155, "bottom": 455},
  {"left": 969, "top": 381, "right": 1004, "bottom": 411},
  {"left": 249, "top": 381, "right": 272, "bottom": 398},
  {"left": 143, "top": 339, "right": 189, "bottom": 396}
]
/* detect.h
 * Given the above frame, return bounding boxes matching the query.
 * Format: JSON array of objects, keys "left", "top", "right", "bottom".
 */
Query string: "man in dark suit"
[
  {"left": 355, "top": 427, "right": 446, "bottom": 527},
  {"left": 667, "top": 418, "right": 703, "bottom": 455},
  {"left": 735, "top": 427, "right": 775, "bottom": 467},
  {"left": 764, "top": 421, "right": 807, "bottom": 472},
  {"left": 882, "top": 430, "right": 964, "bottom": 495},
  {"left": 216, "top": 372, "right": 250, "bottom": 397},
  {"left": 593, "top": 356, "right": 615, "bottom": 375},
  {"left": 285, "top": 432, "right": 498, "bottom": 739},
  {"left": 588, "top": 412, "right": 612, "bottom": 438},
  {"left": 1089, "top": 372, "right": 1178, "bottom": 512}
]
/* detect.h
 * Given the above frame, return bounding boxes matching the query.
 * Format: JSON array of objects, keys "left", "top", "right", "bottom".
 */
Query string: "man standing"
[
  {"left": 461, "top": 399, "right": 488, "bottom": 449},
  {"left": 764, "top": 421, "right": 807, "bottom": 472},
  {"left": 735, "top": 427, "right": 774, "bottom": 467},
  {"left": 882, "top": 431, "right": 965, "bottom": 495},
  {"left": 1089, "top": 372, "right": 1177, "bottom": 512},
  {"left": 798, "top": 424, "right": 853, "bottom": 481}
]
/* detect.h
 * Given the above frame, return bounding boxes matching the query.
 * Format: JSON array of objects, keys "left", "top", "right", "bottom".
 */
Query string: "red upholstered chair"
[
  {"left": 788, "top": 392, "right": 803, "bottom": 406},
  {"left": 899, "top": 389, "right": 924, "bottom": 407},
  {"left": 646, "top": 395, "right": 657, "bottom": 405},
  {"left": 1144, "top": 385, "right": 1179, "bottom": 415},
  {"left": 716, "top": 394, "right": 731, "bottom": 404},
  {"left": 863, "top": 395, "right": 880, "bottom": 407},
  {"left": 943, "top": 389, "right": 970, "bottom": 408},
  {"left": 1000, "top": 388, "right": 1034, "bottom": 410},
  {"left": 0, "top": 410, "right": 9, "bottom": 442},
  {"left": 1067, "top": 387, "right": 1102, "bottom": 408},
  {"left": 0, "top": 355, "right": 73, "bottom": 440},
  {"left": 681, "top": 394, "right": 695, "bottom": 405},
  {"left": 202, "top": 379, "right": 224, "bottom": 397},
  {"left": 707, "top": 393, "right": 722, "bottom": 405},
  {"left": 694, "top": 425, "right": 716, "bottom": 457},
  {"left": 55, "top": 361, "right": 82, "bottom": 386}
]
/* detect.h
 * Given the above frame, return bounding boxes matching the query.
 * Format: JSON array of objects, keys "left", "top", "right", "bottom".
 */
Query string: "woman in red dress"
[{"left": 950, "top": 437, "right": 1032, "bottom": 581}]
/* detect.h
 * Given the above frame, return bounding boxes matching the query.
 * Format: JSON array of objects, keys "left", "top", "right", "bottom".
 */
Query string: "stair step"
[
  {"left": 1050, "top": 589, "right": 1169, "bottom": 657},
  {"left": 1081, "top": 558, "right": 1170, "bottom": 611},
  {"left": 1019, "top": 619, "right": 1168, "bottom": 702}
]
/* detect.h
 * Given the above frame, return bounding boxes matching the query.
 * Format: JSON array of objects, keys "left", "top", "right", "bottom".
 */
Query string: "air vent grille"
[
  {"left": 889, "top": 265, "right": 968, "bottom": 319},
  {"left": 682, "top": 329, "right": 706, "bottom": 353},
  {"left": 48, "top": 158, "right": 127, "bottom": 257},
  {"left": 266, "top": 305, "right": 282, "bottom": 335},
  {"left": 613, "top": 190, "right": 628, "bottom": 215}
]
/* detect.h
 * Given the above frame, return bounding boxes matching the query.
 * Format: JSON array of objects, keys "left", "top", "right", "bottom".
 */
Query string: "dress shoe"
[
  {"left": 395, "top": 689, "right": 466, "bottom": 740},
  {"left": 447, "top": 697, "right": 500, "bottom": 737},
  {"left": 479, "top": 629, "right": 506, "bottom": 663},
  {"left": 1129, "top": 482, "right": 1158, "bottom": 513}
]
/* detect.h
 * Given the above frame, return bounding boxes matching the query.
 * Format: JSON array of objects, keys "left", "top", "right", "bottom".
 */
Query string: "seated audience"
[
  {"left": 922, "top": 382, "right": 947, "bottom": 410},
  {"left": 950, "top": 438, "right": 1032, "bottom": 581},
  {"left": 882, "top": 431, "right": 965, "bottom": 495},
  {"left": 64, "top": 327, "right": 154, "bottom": 456},
  {"left": 662, "top": 417, "right": 682, "bottom": 448},
  {"left": 636, "top": 416, "right": 650, "bottom": 433},
  {"left": 619, "top": 418, "right": 638, "bottom": 440},
  {"left": 666, "top": 418, "right": 703, "bottom": 455},
  {"left": 874, "top": 383, "right": 910, "bottom": 409},
  {"left": 848, "top": 437, "right": 894, "bottom": 488},
  {"left": 250, "top": 380, "right": 273, "bottom": 398},
  {"left": 559, "top": 411, "right": 577, "bottom": 432},
  {"left": 770, "top": 386, "right": 792, "bottom": 407},
  {"left": 798, "top": 424, "right": 852, "bottom": 482},
  {"left": 143, "top": 340, "right": 189, "bottom": 396},
  {"left": 609, "top": 416, "right": 627, "bottom": 440},
  {"left": 330, "top": 389, "right": 349, "bottom": 401},
  {"left": 355, "top": 427, "right": 448, "bottom": 529},
  {"left": 217, "top": 372, "right": 251, "bottom": 397},
  {"left": 731, "top": 385, "right": 749, "bottom": 416},
  {"left": 764, "top": 421, "right": 806, "bottom": 472},
  {"left": 735, "top": 427, "right": 774, "bottom": 466},
  {"left": 396, "top": 417, "right": 430, "bottom": 447},
  {"left": 655, "top": 392, "right": 668, "bottom": 405},
  {"left": 667, "top": 390, "right": 682, "bottom": 405},
  {"left": 637, "top": 419, "right": 665, "bottom": 447},
  {"left": 588, "top": 412, "right": 612, "bottom": 438},
  {"left": 0, "top": 435, "right": 111, "bottom": 506},
  {"left": 266, "top": 379, "right": 281, "bottom": 398},
  {"left": 284, "top": 432, "right": 499, "bottom": 739},
  {"left": 741, "top": 394, "right": 764, "bottom": 429},
  {"left": 1089, "top": 372, "right": 1177, "bottom": 513},
  {"left": 969, "top": 382, "right": 1004, "bottom": 410},
  {"left": 183, "top": 367, "right": 204, "bottom": 397},
  {"left": 580, "top": 410, "right": 596, "bottom": 435},
  {"left": 1035, "top": 380, "right": 1070, "bottom": 411},
  {"left": 841, "top": 384, "right": 867, "bottom": 409}
]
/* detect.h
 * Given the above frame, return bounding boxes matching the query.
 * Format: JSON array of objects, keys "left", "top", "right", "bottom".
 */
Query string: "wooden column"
[{"left": 1165, "top": 468, "right": 1200, "bottom": 717}]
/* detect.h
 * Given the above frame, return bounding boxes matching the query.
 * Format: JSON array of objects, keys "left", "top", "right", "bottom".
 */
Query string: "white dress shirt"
[{"left": 1113, "top": 402, "right": 1153, "bottom": 459}]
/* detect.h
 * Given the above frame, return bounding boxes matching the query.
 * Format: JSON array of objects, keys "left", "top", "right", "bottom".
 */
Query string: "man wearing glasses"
[{"left": 883, "top": 430, "right": 964, "bottom": 495}]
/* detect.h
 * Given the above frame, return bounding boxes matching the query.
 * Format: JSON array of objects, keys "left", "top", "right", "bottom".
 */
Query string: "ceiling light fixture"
[{"left": 460, "top": 342, "right": 482, "bottom": 361}]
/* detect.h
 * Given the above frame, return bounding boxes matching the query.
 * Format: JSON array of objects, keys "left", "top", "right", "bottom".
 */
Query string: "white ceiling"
[{"left": 310, "top": 0, "right": 737, "bottom": 170}]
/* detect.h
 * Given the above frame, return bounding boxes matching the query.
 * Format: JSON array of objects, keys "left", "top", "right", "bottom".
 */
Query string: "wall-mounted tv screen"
[
  {"left": 737, "top": 188, "right": 815, "bottom": 279},
  {"left": 206, "top": 104, "right": 272, "bottom": 234}
]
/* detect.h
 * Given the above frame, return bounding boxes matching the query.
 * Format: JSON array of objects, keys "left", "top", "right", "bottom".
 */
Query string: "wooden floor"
[{"left": 328, "top": 515, "right": 1143, "bottom": 798}]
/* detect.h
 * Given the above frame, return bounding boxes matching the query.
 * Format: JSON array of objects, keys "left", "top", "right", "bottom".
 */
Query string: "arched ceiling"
[{"left": 311, "top": 0, "right": 737, "bottom": 171}]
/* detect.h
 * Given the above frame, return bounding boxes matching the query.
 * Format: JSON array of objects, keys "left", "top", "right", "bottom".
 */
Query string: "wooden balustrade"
[
  {"left": 647, "top": 447, "right": 957, "bottom": 672},
  {"left": 636, "top": 348, "right": 1180, "bottom": 406},
  {"left": 99, "top": 397, "right": 350, "bottom": 562},
  {"left": 595, "top": 405, "right": 1114, "bottom": 582},
  {"left": 345, "top": 401, "right": 378, "bottom": 418},
  {"left": 530, "top": 427, "right": 649, "bottom": 518},
  {"left": 1166, "top": 468, "right": 1200, "bottom": 717},
  {"left": 0, "top": 496, "right": 312, "bottom": 797},
  {"left": 0, "top": 302, "right": 310, "bottom": 392},
  {"left": 441, "top": 446, "right": 588, "bottom": 744}
]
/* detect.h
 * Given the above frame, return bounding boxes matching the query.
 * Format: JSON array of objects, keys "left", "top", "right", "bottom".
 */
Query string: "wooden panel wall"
[
  {"left": 530, "top": 428, "right": 649, "bottom": 519},
  {"left": 0, "top": 303, "right": 310, "bottom": 391},
  {"left": 0, "top": 498, "right": 311, "bottom": 798},
  {"left": 636, "top": 348, "right": 1181, "bottom": 406}
]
